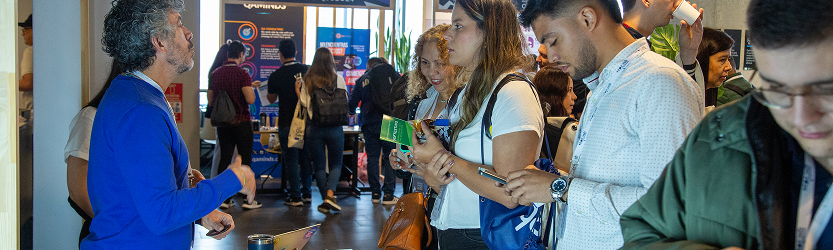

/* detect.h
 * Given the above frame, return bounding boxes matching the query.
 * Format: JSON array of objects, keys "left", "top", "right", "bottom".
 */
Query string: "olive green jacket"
[
  {"left": 620, "top": 96, "right": 794, "bottom": 250},
  {"left": 716, "top": 72, "right": 752, "bottom": 107}
]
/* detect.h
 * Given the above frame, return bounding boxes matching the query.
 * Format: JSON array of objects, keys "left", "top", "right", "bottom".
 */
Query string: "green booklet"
[{"left": 380, "top": 115, "right": 414, "bottom": 147}]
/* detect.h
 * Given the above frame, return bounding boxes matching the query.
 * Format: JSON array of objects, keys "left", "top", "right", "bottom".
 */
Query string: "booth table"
[{"left": 254, "top": 126, "right": 368, "bottom": 197}]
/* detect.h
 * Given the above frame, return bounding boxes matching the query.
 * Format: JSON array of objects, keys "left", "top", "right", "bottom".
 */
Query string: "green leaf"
[{"left": 650, "top": 24, "right": 681, "bottom": 60}]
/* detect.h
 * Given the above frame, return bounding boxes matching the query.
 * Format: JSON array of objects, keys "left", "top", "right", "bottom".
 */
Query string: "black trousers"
[{"left": 216, "top": 121, "right": 254, "bottom": 173}]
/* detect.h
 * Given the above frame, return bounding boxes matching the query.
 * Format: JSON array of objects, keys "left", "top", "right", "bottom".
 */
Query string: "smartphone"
[
  {"left": 206, "top": 224, "right": 231, "bottom": 237},
  {"left": 478, "top": 167, "right": 507, "bottom": 185}
]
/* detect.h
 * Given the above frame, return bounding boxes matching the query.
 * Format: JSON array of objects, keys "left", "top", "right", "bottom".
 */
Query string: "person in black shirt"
[{"left": 266, "top": 39, "right": 312, "bottom": 206}]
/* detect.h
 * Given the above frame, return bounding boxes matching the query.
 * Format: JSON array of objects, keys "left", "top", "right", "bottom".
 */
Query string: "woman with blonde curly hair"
[{"left": 404, "top": 24, "right": 463, "bottom": 123}]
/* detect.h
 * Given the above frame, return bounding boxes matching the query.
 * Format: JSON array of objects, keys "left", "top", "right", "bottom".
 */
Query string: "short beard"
[
  {"left": 167, "top": 41, "right": 194, "bottom": 75},
  {"left": 572, "top": 40, "right": 598, "bottom": 80}
]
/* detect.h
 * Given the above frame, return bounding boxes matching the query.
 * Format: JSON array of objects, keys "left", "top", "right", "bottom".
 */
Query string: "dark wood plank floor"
[{"left": 192, "top": 180, "right": 401, "bottom": 250}]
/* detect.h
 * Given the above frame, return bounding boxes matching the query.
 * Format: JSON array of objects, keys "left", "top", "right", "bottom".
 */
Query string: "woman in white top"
[
  {"left": 397, "top": 0, "right": 545, "bottom": 248},
  {"left": 64, "top": 62, "right": 123, "bottom": 246}
]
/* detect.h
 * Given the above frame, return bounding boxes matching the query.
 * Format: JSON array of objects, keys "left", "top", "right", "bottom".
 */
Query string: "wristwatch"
[{"left": 550, "top": 176, "right": 572, "bottom": 203}]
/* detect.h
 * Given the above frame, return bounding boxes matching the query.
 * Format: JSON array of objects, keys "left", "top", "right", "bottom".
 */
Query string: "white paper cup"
[{"left": 673, "top": 1, "right": 700, "bottom": 25}]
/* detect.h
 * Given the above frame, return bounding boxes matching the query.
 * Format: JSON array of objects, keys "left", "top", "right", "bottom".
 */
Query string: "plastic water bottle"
[
  {"left": 353, "top": 107, "right": 361, "bottom": 130},
  {"left": 268, "top": 134, "right": 279, "bottom": 149}
]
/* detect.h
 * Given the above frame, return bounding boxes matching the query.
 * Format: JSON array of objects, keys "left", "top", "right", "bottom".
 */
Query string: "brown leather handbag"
[{"left": 378, "top": 192, "right": 432, "bottom": 250}]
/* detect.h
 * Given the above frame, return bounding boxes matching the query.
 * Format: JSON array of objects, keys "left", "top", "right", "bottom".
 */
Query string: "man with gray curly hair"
[{"left": 83, "top": 0, "right": 256, "bottom": 248}]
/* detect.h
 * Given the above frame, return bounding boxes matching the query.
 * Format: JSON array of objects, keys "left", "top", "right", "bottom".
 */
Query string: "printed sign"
[
  {"left": 743, "top": 30, "right": 755, "bottom": 70},
  {"left": 724, "top": 29, "right": 742, "bottom": 70},
  {"left": 164, "top": 83, "right": 183, "bottom": 123}
]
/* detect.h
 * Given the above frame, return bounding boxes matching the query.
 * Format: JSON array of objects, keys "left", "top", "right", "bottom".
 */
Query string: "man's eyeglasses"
[
  {"left": 21, "top": 28, "right": 31, "bottom": 33},
  {"left": 748, "top": 70, "right": 833, "bottom": 110}
]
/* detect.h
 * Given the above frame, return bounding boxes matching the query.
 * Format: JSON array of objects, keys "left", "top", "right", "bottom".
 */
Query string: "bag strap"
[
  {"left": 724, "top": 84, "right": 749, "bottom": 96},
  {"left": 480, "top": 73, "right": 539, "bottom": 165}
]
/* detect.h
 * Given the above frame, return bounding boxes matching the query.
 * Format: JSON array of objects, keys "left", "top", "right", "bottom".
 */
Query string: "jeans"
[
  {"left": 362, "top": 123, "right": 396, "bottom": 195},
  {"left": 437, "top": 228, "right": 488, "bottom": 250},
  {"left": 279, "top": 127, "right": 313, "bottom": 198},
  {"left": 305, "top": 125, "right": 344, "bottom": 199},
  {"left": 216, "top": 121, "right": 253, "bottom": 170}
]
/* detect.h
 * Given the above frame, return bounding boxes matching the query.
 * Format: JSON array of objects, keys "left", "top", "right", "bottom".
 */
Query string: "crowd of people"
[{"left": 56, "top": 0, "right": 832, "bottom": 249}]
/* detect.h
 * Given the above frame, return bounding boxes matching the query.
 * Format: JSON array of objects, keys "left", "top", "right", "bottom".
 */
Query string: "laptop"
[{"left": 273, "top": 224, "right": 320, "bottom": 250}]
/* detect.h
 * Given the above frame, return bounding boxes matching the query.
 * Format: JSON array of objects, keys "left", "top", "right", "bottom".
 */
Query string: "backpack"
[
  {"left": 210, "top": 91, "right": 238, "bottom": 127},
  {"left": 724, "top": 84, "right": 750, "bottom": 96},
  {"left": 367, "top": 63, "right": 401, "bottom": 114},
  {"left": 540, "top": 117, "right": 578, "bottom": 169},
  {"left": 390, "top": 73, "right": 410, "bottom": 120},
  {"left": 310, "top": 77, "right": 350, "bottom": 127}
]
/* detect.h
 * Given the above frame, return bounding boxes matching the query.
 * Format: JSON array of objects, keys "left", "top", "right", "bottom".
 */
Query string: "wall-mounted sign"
[
  {"left": 164, "top": 83, "right": 183, "bottom": 123},
  {"left": 252, "top": 0, "right": 390, "bottom": 8},
  {"left": 724, "top": 29, "right": 742, "bottom": 70},
  {"left": 743, "top": 30, "right": 755, "bottom": 70}
]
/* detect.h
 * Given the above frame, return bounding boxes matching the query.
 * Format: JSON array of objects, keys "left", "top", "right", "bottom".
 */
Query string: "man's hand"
[
  {"left": 228, "top": 155, "right": 256, "bottom": 204},
  {"left": 678, "top": 2, "right": 704, "bottom": 65},
  {"left": 505, "top": 167, "right": 559, "bottom": 206},
  {"left": 200, "top": 210, "right": 235, "bottom": 240},
  {"left": 189, "top": 168, "right": 205, "bottom": 188},
  {"left": 251, "top": 80, "right": 262, "bottom": 87}
]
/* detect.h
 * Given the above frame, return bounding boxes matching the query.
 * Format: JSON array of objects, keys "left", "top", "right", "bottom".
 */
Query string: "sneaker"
[
  {"left": 219, "top": 199, "right": 234, "bottom": 209},
  {"left": 371, "top": 193, "right": 382, "bottom": 204},
  {"left": 242, "top": 200, "right": 263, "bottom": 209},
  {"left": 323, "top": 196, "right": 342, "bottom": 211},
  {"left": 285, "top": 197, "right": 303, "bottom": 207},
  {"left": 382, "top": 194, "right": 399, "bottom": 205},
  {"left": 317, "top": 203, "right": 330, "bottom": 213},
  {"left": 302, "top": 193, "right": 312, "bottom": 203}
]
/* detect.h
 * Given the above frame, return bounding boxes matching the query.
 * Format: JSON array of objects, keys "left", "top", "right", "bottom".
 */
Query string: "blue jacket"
[
  {"left": 82, "top": 75, "right": 241, "bottom": 249},
  {"left": 349, "top": 67, "right": 383, "bottom": 127}
]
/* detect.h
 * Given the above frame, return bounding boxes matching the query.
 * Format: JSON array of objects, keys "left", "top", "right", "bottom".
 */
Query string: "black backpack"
[
  {"left": 210, "top": 91, "right": 238, "bottom": 127},
  {"left": 367, "top": 63, "right": 401, "bottom": 114},
  {"left": 310, "top": 77, "right": 350, "bottom": 127},
  {"left": 390, "top": 73, "right": 411, "bottom": 120}
]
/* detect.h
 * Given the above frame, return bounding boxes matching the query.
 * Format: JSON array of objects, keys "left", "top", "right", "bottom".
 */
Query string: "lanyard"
[
  {"left": 796, "top": 153, "right": 833, "bottom": 250},
  {"left": 569, "top": 44, "right": 648, "bottom": 172}
]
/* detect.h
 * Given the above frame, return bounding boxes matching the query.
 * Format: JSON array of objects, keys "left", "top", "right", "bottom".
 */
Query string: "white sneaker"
[
  {"left": 242, "top": 200, "right": 263, "bottom": 209},
  {"left": 219, "top": 200, "right": 234, "bottom": 209}
]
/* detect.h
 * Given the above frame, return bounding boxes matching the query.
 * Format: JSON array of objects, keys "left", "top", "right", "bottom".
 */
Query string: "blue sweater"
[{"left": 82, "top": 75, "right": 241, "bottom": 249}]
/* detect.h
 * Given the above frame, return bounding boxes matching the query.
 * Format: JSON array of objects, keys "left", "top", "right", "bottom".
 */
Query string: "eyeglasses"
[
  {"left": 21, "top": 28, "right": 31, "bottom": 33},
  {"left": 749, "top": 70, "right": 833, "bottom": 110}
]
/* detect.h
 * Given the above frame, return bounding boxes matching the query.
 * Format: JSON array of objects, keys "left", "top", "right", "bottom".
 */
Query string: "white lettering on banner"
[
  {"left": 319, "top": 42, "right": 349, "bottom": 47},
  {"left": 243, "top": 4, "right": 287, "bottom": 10}
]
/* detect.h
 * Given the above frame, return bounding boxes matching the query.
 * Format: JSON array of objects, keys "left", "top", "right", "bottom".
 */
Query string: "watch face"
[{"left": 552, "top": 178, "right": 567, "bottom": 192}]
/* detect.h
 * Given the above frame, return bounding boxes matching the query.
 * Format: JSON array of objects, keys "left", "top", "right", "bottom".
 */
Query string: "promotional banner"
[
  {"left": 317, "top": 27, "right": 371, "bottom": 95},
  {"left": 225, "top": 3, "right": 305, "bottom": 171},
  {"left": 522, "top": 26, "right": 541, "bottom": 56},
  {"left": 250, "top": 0, "right": 390, "bottom": 8},
  {"left": 225, "top": 3, "right": 304, "bottom": 82}
]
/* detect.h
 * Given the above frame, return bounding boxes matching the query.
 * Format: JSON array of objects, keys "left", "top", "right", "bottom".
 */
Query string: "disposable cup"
[{"left": 673, "top": 1, "right": 700, "bottom": 25}]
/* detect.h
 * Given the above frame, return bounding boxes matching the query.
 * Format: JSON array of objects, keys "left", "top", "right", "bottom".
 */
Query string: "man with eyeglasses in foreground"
[{"left": 620, "top": 0, "right": 833, "bottom": 249}]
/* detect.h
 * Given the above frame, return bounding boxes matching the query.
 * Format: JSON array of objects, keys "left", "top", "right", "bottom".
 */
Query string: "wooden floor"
[{"left": 192, "top": 180, "right": 402, "bottom": 250}]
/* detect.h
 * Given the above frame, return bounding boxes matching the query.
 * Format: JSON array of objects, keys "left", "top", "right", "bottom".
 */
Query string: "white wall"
[
  {"left": 1, "top": 0, "right": 21, "bottom": 248},
  {"left": 32, "top": 0, "right": 83, "bottom": 249}
]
